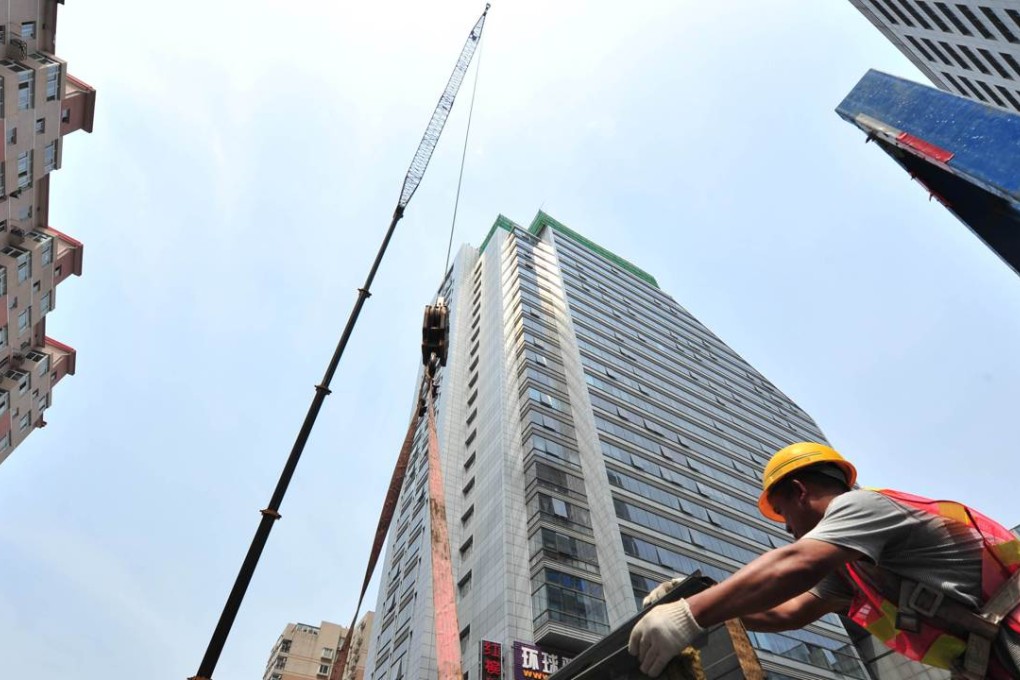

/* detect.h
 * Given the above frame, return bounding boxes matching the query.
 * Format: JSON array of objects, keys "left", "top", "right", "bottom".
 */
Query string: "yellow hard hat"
[{"left": 758, "top": 442, "right": 856, "bottom": 522}]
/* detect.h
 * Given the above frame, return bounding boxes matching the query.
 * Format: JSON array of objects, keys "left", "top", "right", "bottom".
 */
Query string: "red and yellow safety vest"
[{"left": 842, "top": 489, "right": 1020, "bottom": 676}]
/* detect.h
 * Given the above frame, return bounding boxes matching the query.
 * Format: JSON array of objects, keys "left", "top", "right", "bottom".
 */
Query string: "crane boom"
[
  {"left": 400, "top": 5, "right": 490, "bottom": 209},
  {"left": 189, "top": 6, "right": 492, "bottom": 679}
]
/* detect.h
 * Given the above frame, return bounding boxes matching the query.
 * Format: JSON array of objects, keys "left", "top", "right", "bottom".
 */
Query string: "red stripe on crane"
[{"left": 896, "top": 132, "right": 955, "bottom": 163}]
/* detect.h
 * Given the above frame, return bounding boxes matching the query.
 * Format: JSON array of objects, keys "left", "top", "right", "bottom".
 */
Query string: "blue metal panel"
[
  {"left": 837, "top": 70, "right": 1020, "bottom": 200},
  {"left": 837, "top": 70, "right": 1020, "bottom": 277}
]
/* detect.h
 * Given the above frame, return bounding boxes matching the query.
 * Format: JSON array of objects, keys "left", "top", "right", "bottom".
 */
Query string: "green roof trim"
[
  {"left": 478, "top": 214, "right": 520, "bottom": 254},
  {"left": 527, "top": 211, "right": 659, "bottom": 288}
]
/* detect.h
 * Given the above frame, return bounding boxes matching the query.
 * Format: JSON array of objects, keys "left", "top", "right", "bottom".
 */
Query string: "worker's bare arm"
[
  {"left": 686, "top": 539, "right": 860, "bottom": 628},
  {"left": 740, "top": 591, "right": 845, "bottom": 632}
]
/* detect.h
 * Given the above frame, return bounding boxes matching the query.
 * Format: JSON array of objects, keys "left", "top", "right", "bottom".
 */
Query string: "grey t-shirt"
[{"left": 803, "top": 489, "right": 1020, "bottom": 675}]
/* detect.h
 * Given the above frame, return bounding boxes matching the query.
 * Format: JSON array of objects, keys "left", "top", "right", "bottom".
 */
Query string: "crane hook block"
[{"left": 422, "top": 297, "right": 450, "bottom": 368}]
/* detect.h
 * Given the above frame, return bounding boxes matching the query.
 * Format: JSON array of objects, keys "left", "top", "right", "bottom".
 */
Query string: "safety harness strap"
[
  {"left": 329, "top": 383, "right": 424, "bottom": 680},
  {"left": 426, "top": 384, "right": 463, "bottom": 680}
]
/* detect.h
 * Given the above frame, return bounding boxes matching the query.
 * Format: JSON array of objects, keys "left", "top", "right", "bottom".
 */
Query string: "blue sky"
[{"left": 1, "top": 1, "right": 1019, "bottom": 678}]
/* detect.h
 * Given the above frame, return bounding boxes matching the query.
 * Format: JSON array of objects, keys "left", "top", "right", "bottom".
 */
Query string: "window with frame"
[
  {"left": 34, "top": 118, "right": 43, "bottom": 134},
  {"left": 18, "top": 411, "right": 30, "bottom": 431},
  {"left": 17, "top": 150, "right": 31, "bottom": 188},
  {"left": 43, "top": 141, "right": 56, "bottom": 173},
  {"left": 0, "top": 433, "right": 9, "bottom": 452},
  {"left": 33, "top": 233, "right": 53, "bottom": 266},
  {"left": 40, "top": 291, "right": 51, "bottom": 315},
  {"left": 45, "top": 66, "right": 59, "bottom": 101},
  {"left": 17, "top": 307, "right": 29, "bottom": 335},
  {"left": 319, "top": 665, "right": 331, "bottom": 676},
  {"left": 17, "top": 70, "right": 33, "bottom": 111},
  {"left": 20, "top": 22, "right": 36, "bottom": 40},
  {"left": 37, "top": 393, "right": 47, "bottom": 411}
]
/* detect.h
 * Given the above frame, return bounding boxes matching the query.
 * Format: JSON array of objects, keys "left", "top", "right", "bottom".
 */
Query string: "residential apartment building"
[
  {"left": 342, "top": 611, "right": 375, "bottom": 680},
  {"left": 265, "top": 621, "right": 347, "bottom": 680},
  {"left": 0, "top": 0, "right": 95, "bottom": 465},
  {"left": 364, "top": 212, "right": 871, "bottom": 680},
  {"left": 848, "top": 0, "right": 1020, "bottom": 112},
  {"left": 265, "top": 614, "right": 375, "bottom": 680}
]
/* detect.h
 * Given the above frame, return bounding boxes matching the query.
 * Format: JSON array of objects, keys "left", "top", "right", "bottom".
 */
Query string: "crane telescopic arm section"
[{"left": 189, "top": 5, "right": 491, "bottom": 679}]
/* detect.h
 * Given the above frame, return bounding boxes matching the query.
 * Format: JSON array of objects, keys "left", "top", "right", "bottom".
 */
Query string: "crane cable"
[
  {"left": 329, "top": 14, "right": 488, "bottom": 680},
  {"left": 442, "top": 7, "right": 486, "bottom": 278}
]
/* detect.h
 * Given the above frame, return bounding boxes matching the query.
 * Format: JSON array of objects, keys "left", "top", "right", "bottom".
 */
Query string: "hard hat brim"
[{"left": 756, "top": 459, "right": 857, "bottom": 523}]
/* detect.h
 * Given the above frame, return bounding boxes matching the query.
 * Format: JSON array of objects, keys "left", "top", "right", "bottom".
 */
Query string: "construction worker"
[{"left": 628, "top": 442, "right": 1020, "bottom": 679}]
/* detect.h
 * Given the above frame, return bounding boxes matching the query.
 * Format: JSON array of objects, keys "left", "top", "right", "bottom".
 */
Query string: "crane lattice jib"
[{"left": 399, "top": 5, "right": 490, "bottom": 209}]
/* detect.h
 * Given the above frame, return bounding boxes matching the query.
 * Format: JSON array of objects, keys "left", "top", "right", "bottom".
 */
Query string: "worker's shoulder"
[{"left": 826, "top": 488, "right": 908, "bottom": 517}]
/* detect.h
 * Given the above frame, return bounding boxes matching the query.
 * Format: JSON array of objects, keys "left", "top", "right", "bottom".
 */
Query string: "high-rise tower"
[
  {"left": 848, "top": 0, "right": 1020, "bottom": 112},
  {"left": 366, "top": 213, "right": 869, "bottom": 680}
]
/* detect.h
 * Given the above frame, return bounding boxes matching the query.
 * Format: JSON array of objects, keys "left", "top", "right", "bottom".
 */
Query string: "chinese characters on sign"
[
  {"left": 512, "top": 641, "right": 572, "bottom": 680},
  {"left": 481, "top": 640, "right": 503, "bottom": 680}
]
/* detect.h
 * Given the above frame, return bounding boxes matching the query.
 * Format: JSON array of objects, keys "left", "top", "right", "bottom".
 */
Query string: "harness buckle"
[{"left": 907, "top": 582, "right": 944, "bottom": 619}]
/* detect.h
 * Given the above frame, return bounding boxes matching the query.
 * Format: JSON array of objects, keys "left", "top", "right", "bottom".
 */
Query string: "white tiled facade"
[
  {"left": 364, "top": 213, "right": 872, "bottom": 680},
  {"left": 849, "top": 0, "right": 1020, "bottom": 112}
]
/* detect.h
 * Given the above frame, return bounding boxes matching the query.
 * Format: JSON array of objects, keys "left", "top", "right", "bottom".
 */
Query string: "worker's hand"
[
  {"left": 642, "top": 577, "right": 684, "bottom": 608},
  {"left": 628, "top": 598, "right": 705, "bottom": 678}
]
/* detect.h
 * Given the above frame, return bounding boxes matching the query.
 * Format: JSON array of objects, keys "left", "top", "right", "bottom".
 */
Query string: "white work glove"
[
  {"left": 628, "top": 598, "right": 705, "bottom": 678},
  {"left": 642, "top": 577, "right": 684, "bottom": 608}
]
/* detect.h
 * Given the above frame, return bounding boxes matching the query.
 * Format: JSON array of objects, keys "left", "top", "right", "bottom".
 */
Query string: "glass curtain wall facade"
[{"left": 364, "top": 212, "right": 869, "bottom": 680}]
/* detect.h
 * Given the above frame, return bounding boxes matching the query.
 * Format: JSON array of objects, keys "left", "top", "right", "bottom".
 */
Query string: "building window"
[
  {"left": 935, "top": 2, "right": 972, "bottom": 35},
  {"left": 280, "top": 640, "right": 291, "bottom": 653},
  {"left": 45, "top": 67, "right": 59, "bottom": 101},
  {"left": 956, "top": 4, "right": 994, "bottom": 39},
  {"left": 6, "top": 127, "right": 14, "bottom": 145},
  {"left": 17, "top": 307, "right": 30, "bottom": 335},
  {"left": 275, "top": 656, "right": 287, "bottom": 669},
  {"left": 34, "top": 118, "right": 44, "bottom": 134},
  {"left": 40, "top": 291, "right": 51, "bottom": 315},
  {"left": 0, "top": 390, "right": 8, "bottom": 416},
  {"left": 17, "top": 70, "right": 34, "bottom": 111},
  {"left": 17, "top": 204, "right": 31, "bottom": 221},
  {"left": 982, "top": 7, "right": 1018, "bottom": 43},
  {"left": 6, "top": 369, "right": 29, "bottom": 394},
  {"left": 0, "top": 433, "right": 9, "bottom": 452},
  {"left": 0, "top": 265, "right": 6, "bottom": 296},
  {"left": 0, "top": 325, "right": 6, "bottom": 349},
  {"left": 20, "top": 22, "right": 36, "bottom": 40},
  {"left": 321, "top": 647, "right": 334, "bottom": 659},
  {"left": 35, "top": 233, "right": 53, "bottom": 265},
  {"left": 43, "top": 141, "right": 56, "bottom": 173},
  {"left": 17, "top": 150, "right": 31, "bottom": 188},
  {"left": 457, "top": 570, "right": 473, "bottom": 596},
  {"left": 319, "top": 664, "right": 331, "bottom": 676},
  {"left": 18, "top": 411, "right": 30, "bottom": 431},
  {"left": 37, "top": 393, "right": 47, "bottom": 411},
  {"left": 60, "top": 109, "right": 69, "bottom": 124}
]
